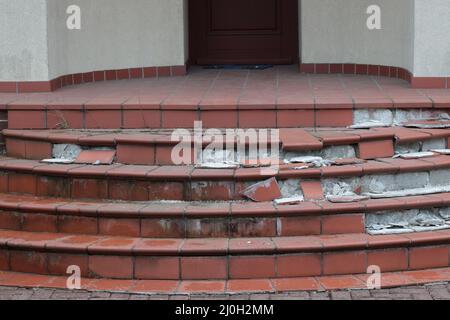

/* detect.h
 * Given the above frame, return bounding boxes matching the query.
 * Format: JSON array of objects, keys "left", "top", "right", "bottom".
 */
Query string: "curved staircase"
[
  {"left": 1, "top": 70, "right": 450, "bottom": 294},
  {"left": 1, "top": 131, "right": 450, "bottom": 292}
]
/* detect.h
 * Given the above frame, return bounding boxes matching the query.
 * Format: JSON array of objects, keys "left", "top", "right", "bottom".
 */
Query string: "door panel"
[
  {"left": 189, "top": 0, "right": 299, "bottom": 65},
  {"left": 210, "top": 0, "right": 278, "bottom": 32}
]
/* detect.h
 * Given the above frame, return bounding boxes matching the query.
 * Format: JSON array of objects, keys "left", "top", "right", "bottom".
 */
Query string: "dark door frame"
[{"left": 188, "top": 0, "right": 300, "bottom": 66}]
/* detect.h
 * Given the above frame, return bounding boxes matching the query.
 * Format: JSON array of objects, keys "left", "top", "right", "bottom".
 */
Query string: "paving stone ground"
[{"left": 0, "top": 283, "right": 449, "bottom": 300}]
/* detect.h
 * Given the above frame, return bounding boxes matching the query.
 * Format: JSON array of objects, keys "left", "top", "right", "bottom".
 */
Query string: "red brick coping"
[
  {"left": 0, "top": 65, "right": 188, "bottom": 93},
  {"left": 299, "top": 63, "right": 450, "bottom": 89},
  {"left": 0, "top": 268, "right": 449, "bottom": 294}
]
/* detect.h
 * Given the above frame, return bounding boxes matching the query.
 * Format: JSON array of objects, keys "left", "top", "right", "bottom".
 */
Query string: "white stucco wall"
[
  {"left": 47, "top": 0, "right": 188, "bottom": 79},
  {"left": 1, "top": 0, "right": 450, "bottom": 82},
  {"left": 0, "top": 0, "right": 49, "bottom": 81},
  {"left": 301, "top": 0, "right": 415, "bottom": 72},
  {"left": 413, "top": 0, "right": 450, "bottom": 77}
]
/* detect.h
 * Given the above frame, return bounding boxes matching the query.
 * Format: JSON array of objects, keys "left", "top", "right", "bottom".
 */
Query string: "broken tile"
[
  {"left": 41, "top": 158, "right": 74, "bottom": 164},
  {"left": 333, "top": 158, "right": 366, "bottom": 166},
  {"left": 300, "top": 181, "right": 324, "bottom": 200},
  {"left": 394, "top": 152, "right": 436, "bottom": 159},
  {"left": 75, "top": 150, "right": 116, "bottom": 165},
  {"left": 326, "top": 195, "right": 369, "bottom": 203},
  {"left": 273, "top": 195, "right": 304, "bottom": 206},
  {"left": 431, "top": 149, "right": 450, "bottom": 155},
  {"left": 358, "top": 139, "right": 394, "bottom": 160},
  {"left": 349, "top": 120, "right": 391, "bottom": 129},
  {"left": 241, "top": 177, "right": 282, "bottom": 202}
]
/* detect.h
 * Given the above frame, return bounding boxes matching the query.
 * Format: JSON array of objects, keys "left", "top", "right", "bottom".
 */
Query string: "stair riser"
[
  {"left": 1, "top": 245, "right": 448, "bottom": 280},
  {"left": 1, "top": 167, "right": 450, "bottom": 201},
  {"left": 5, "top": 136, "right": 448, "bottom": 165},
  {"left": 0, "top": 211, "right": 365, "bottom": 238},
  {"left": 7, "top": 108, "right": 449, "bottom": 130}
]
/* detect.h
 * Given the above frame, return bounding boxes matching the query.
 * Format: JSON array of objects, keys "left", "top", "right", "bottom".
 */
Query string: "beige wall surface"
[
  {"left": 413, "top": 0, "right": 450, "bottom": 76},
  {"left": 301, "top": 0, "right": 415, "bottom": 72},
  {"left": 47, "top": 0, "right": 188, "bottom": 79},
  {"left": 1, "top": 0, "right": 450, "bottom": 81},
  {"left": 0, "top": 0, "right": 49, "bottom": 81}
]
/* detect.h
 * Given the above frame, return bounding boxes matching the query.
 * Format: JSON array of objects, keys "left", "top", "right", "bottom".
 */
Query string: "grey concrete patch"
[
  {"left": 52, "top": 144, "right": 82, "bottom": 160},
  {"left": 422, "top": 138, "right": 447, "bottom": 151},
  {"left": 366, "top": 208, "right": 450, "bottom": 235},
  {"left": 322, "top": 178, "right": 360, "bottom": 196}
]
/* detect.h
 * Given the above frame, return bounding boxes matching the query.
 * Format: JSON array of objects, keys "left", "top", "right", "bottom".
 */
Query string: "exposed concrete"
[
  {"left": 396, "top": 142, "right": 422, "bottom": 154},
  {"left": 354, "top": 109, "right": 449, "bottom": 126},
  {"left": 396, "top": 172, "right": 429, "bottom": 190},
  {"left": 52, "top": 144, "right": 82, "bottom": 160},
  {"left": 353, "top": 109, "right": 394, "bottom": 126},
  {"left": 284, "top": 146, "right": 356, "bottom": 161},
  {"left": 366, "top": 208, "right": 450, "bottom": 235},
  {"left": 422, "top": 139, "right": 447, "bottom": 151},
  {"left": 279, "top": 179, "right": 303, "bottom": 199},
  {"left": 322, "top": 178, "right": 360, "bottom": 197},
  {"left": 429, "top": 169, "right": 450, "bottom": 187}
]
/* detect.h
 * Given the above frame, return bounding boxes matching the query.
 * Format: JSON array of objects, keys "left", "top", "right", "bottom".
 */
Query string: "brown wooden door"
[{"left": 189, "top": 0, "right": 299, "bottom": 65}]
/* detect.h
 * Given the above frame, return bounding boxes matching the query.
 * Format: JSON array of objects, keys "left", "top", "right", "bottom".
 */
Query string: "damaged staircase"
[{"left": 1, "top": 71, "right": 450, "bottom": 293}]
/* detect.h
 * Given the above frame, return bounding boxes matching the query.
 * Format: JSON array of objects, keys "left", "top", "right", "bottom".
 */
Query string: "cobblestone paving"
[{"left": 0, "top": 283, "right": 449, "bottom": 300}]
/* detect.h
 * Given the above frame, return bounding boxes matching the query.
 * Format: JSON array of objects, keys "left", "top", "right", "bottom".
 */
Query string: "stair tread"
[
  {"left": 4, "top": 126, "right": 450, "bottom": 147},
  {"left": 2, "top": 267, "right": 450, "bottom": 293},
  {"left": 1, "top": 228, "right": 450, "bottom": 255},
  {"left": 1, "top": 192, "right": 450, "bottom": 218},
  {"left": 2, "top": 155, "right": 450, "bottom": 180}
]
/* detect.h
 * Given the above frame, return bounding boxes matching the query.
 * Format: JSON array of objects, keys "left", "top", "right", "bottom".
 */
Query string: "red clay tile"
[
  {"left": 162, "top": 110, "right": 198, "bottom": 128},
  {"left": 9, "top": 251, "right": 47, "bottom": 274},
  {"left": 271, "top": 277, "right": 321, "bottom": 292},
  {"left": 178, "top": 280, "right": 226, "bottom": 294},
  {"left": 116, "top": 144, "right": 155, "bottom": 165},
  {"left": 47, "top": 253, "right": 89, "bottom": 277},
  {"left": 277, "top": 254, "right": 322, "bottom": 277},
  {"left": 132, "top": 280, "right": 179, "bottom": 294},
  {"left": 135, "top": 256, "right": 180, "bottom": 280},
  {"left": 273, "top": 236, "right": 323, "bottom": 253},
  {"left": 229, "top": 238, "right": 274, "bottom": 254},
  {"left": 277, "top": 110, "right": 315, "bottom": 127},
  {"left": 75, "top": 150, "right": 116, "bottom": 165},
  {"left": 358, "top": 139, "right": 394, "bottom": 160},
  {"left": 200, "top": 110, "right": 238, "bottom": 128},
  {"left": 323, "top": 251, "right": 368, "bottom": 275},
  {"left": 315, "top": 109, "right": 353, "bottom": 127},
  {"left": 278, "top": 217, "right": 321, "bottom": 236},
  {"left": 181, "top": 238, "right": 228, "bottom": 255},
  {"left": 227, "top": 279, "right": 274, "bottom": 293},
  {"left": 367, "top": 248, "right": 409, "bottom": 272},
  {"left": 241, "top": 177, "right": 282, "bottom": 202},
  {"left": 57, "top": 215, "right": 98, "bottom": 235},
  {"left": 239, "top": 110, "right": 277, "bottom": 128},
  {"left": 98, "top": 218, "right": 140, "bottom": 237},
  {"left": 88, "top": 255, "right": 133, "bottom": 279},
  {"left": 321, "top": 214, "right": 365, "bottom": 235},
  {"left": 140, "top": 218, "right": 185, "bottom": 238},
  {"left": 181, "top": 257, "right": 227, "bottom": 280},
  {"left": 280, "top": 128, "right": 323, "bottom": 152},
  {"left": 409, "top": 246, "right": 449, "bottom": 270},
  {"left": 300, "top": 181, "right": 324, "bottom": 200},
  {"left": 83, "top": 278, "right": 135, "bottom": 292},
  {"left": 318, "top": 275, "right": 366, "bottom": 290}
]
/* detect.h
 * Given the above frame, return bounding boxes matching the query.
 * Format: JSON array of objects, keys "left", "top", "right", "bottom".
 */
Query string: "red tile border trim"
[
  {"left": 0, "top": 268, "right": 450, "bottom": 293},
  {"left": 299, "top": 63, "right": 449, "bottom": 89},
  {"left": 0, "top": 65, "right": 188, "bottom": 93}
]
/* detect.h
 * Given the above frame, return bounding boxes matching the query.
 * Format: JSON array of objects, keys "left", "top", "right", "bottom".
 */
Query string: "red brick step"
[{"left": 0, "top": 229, "right": 449, "bottom": 280}]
